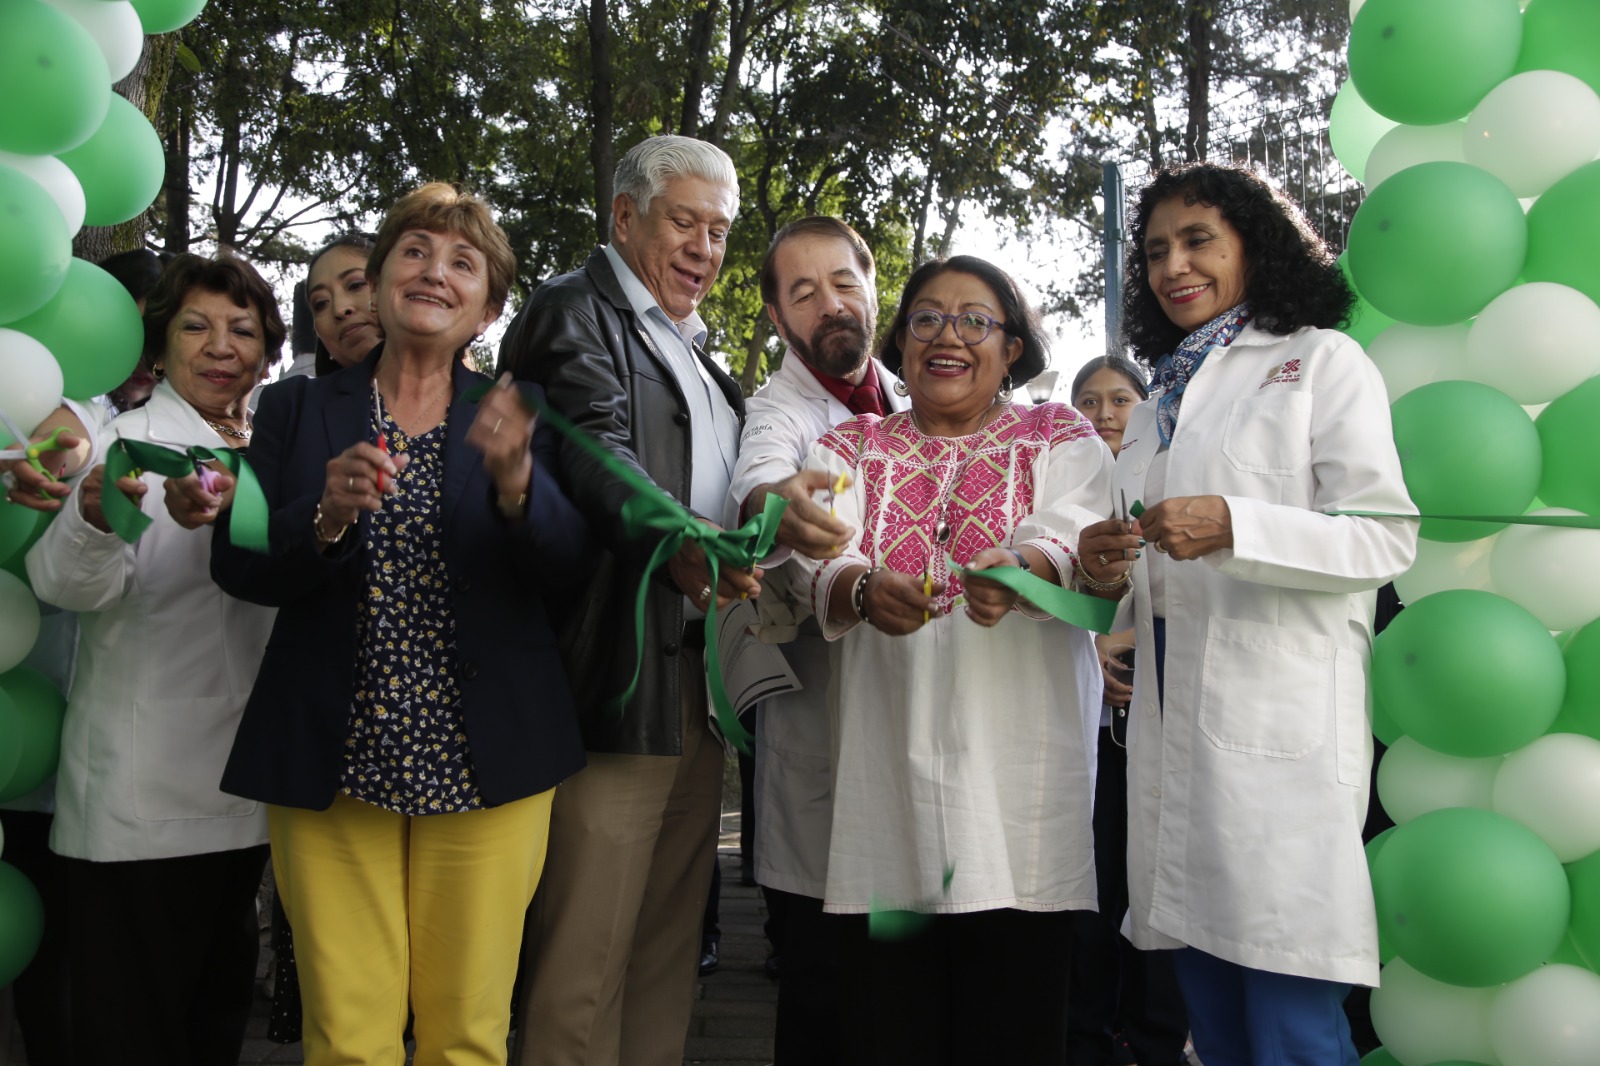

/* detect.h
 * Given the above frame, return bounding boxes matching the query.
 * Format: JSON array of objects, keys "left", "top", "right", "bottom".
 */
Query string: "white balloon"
[
  {"left": 1366, "top": 322, "right": 1469, "bottom": 401},
  {"left": 0, "top": 330, "right": 66, "bottom": 449},
  {"left": 38, "top": 0, "right": 144, "bottom": 83},
  {"left": 0, "top": 572, "right": 40, "bottom": 675},
  {"left": 1489, "top": 964, "right": 1600, "bottom": 1066},
  {"left": 1494, "top": 734, "right": 1600, "bottom": 861},
  {"left": 1364, "top": 122, "right": 1468, "bottom": 189},
  {"left": 1462, "top": 283, "right": 1600, "bottom": 405},
  {"left": 1394, "top": 532, "right": 1497, "bottom": 605},
  {"left": 1350, "top": 0, "right": 1364, "bottom": 21},
  {"left": 1490, "top": 509, "right": 1600, "bottom": 632},
  {"left": 1371, "top": 957, "right": 1501, "bottom": 1066},
  {"left": 0, "top": 151, "right": 85, "bottom": 235},
  {"left": 1465, "top": 71, "right": 1600, "bottom": 198},
  {"left": 1378, "top": 736, "right": 1502, "bottom": 824}
]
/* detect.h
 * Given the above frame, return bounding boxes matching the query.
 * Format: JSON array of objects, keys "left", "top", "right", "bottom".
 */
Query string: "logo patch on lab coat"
[{"left": 1258, "top": 359, "right": 1302, "bottom": 389}]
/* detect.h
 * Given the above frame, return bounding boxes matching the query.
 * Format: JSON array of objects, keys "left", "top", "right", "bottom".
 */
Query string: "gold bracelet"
[
  {"left": 1072, "top": 554, "right": 1131, "bottom": 593},
  {"left": 313, "top": 501, "right": 349, "bottom": 546}
]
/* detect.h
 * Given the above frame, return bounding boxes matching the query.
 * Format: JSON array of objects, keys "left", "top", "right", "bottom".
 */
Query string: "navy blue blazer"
[{"left": 212, "top": 347, "right": 589, "bottom": 810}]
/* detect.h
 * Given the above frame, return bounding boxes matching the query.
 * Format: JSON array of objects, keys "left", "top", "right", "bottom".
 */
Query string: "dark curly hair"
[
  {"left": 878, "top": 255, "right": 1049, "bottom": 386},
  {"left": 1121, "top": 163, "right": 1354, "bottom": 365},
  {"left": 142, "top": 253, "right": 287, "bottom": 371}
]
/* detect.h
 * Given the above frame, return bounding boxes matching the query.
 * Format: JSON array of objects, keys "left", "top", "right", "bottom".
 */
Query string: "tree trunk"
[
  {"left": 588, "top": 0, "right": 615, "bottom": 244},
  {"left": 910, "top": 165, "right": 936, "bottom": 266},
  {"left": 1181, "top": 0, "right": 1213, "bottom": 162},
  {"left": 934, "top": 195, "right": 964, "bottom": 259},
  {"left": 679, "top": 1, "right": 721, "bottom": 139},
  {"left": 164, "top": 90, "right": 192, "bottom": 253},
  {"left": 707, "top": 0, "right": 755, "bottom": 146},
  {"left": 72, "top": 34, "right": 178, "bottom": 261},
  {"left": 738, "top": 312, "right": 772, "bottom": 396}
]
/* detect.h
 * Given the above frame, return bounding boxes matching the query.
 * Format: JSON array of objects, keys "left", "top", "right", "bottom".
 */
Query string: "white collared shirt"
[{"left": 603, "top": 244, "right": 740, "bottom": 526}]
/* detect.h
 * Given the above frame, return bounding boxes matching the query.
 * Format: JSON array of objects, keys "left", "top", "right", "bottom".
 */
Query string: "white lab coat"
[
  {"left": 727, "top": 354, "right": 908, "bottom": 898},
  {"left": 26, "top": 382, "right": 274, "bottom": 862},
  {"left": 1116, "top": 324, "right": 1415, "bottom": 987}
]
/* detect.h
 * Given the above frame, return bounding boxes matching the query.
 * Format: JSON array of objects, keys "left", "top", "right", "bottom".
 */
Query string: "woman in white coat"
[
  {"left": 1078, "top": 164, "right": 1416, "bottom": 1066},
  {"left": 26, "top": 253, "right": 282, "bottom": 1066}
]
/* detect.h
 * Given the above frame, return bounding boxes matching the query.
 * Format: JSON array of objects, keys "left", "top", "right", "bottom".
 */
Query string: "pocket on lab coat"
[
  {"left": 1198, "top": 616, "right": 1331, "bottom": 759},
  {"left": 133, "top": 697, "right": 259, "bottom": 821},
  {"left": 1221, "top": 392, "right": 1312, "bottom": 476}
]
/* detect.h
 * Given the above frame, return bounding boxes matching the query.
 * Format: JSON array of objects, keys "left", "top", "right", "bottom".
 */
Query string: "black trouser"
[
  {"left": 838, "top": 907, "right": 1075, "bottom": 1066},
  {"left": 1065, "top": 727, "right": 1190, "bottom": 1065},
  {"left": 0, "top": 810, "right": 72, "bottom": 1066},
  {"left": 62, "top": 843, "right": 269, "bottom": 1066},
  {"left": 764, "top": 887, "right": 845, "bottom": 1064}
]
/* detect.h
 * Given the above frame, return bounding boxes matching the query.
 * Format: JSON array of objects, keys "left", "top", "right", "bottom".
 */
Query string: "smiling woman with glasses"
[{"left": 787, "top": 254, "right": 1119, "bottom": 1063}]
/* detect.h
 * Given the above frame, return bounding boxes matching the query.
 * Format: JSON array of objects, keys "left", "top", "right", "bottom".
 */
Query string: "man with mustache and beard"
[{"left": 729, "top": 216, "right": 909, "bottom": 1064}]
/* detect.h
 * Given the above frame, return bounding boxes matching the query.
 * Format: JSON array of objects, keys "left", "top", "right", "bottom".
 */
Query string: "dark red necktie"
[{"left": 848, "top": 383, "right": 885, "bottom": 416}]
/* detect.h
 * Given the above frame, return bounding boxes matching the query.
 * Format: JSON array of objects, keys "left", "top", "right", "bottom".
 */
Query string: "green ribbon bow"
[
  {"left": 946, "top": 555, "right": 1118, "bottom": 634},
  {"left": 101, "top": 438, "right": 270, "bottom": 552},
  {"left": 461, "top": 384, "right": 785, "bottom": 754}
]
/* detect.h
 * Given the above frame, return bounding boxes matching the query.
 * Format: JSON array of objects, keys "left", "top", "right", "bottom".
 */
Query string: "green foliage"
[{"left": 150, "top": 1, "right": 1344, "bottom": 386}]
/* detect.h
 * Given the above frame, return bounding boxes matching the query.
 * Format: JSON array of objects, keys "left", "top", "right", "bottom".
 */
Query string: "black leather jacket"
[{"left": 498, "top": 248, "right": 744, "bottom": 755}]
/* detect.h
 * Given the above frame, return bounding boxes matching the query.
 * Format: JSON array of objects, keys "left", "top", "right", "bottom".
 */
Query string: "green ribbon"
[
  {"left": 1330, "top": 510, "right": 1600, "bottom": 529},
  {"left": 462, "top": 385, "right": 785, "bottom": 755},
  {"left": 946, "top": 555, "right": 1118, "bottom": 634},
  {"left": 101, "top": 438, "right": 270, "bottom": 552}
]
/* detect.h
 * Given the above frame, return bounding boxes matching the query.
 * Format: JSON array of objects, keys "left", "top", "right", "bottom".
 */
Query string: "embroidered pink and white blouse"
[{"left": 803, "top": 402, "right": 1108, "bottom": 634}]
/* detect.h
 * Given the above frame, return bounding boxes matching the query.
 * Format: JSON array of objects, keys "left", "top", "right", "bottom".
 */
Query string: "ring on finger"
[
  {"left": 1096, "top": 552, "right": 1108, "bottom": 567},
  {"left": 347, "top": 476, "right": 354, "bottom": 492},
  {"left": 1153, "top": 540, "right": 1169, "bottom": 554},
  {"left": 493, "top": 418, "right": 503, "bottom": 434},
  {"left": 697, "top": 584, "right": 712, "bottom": 603}
]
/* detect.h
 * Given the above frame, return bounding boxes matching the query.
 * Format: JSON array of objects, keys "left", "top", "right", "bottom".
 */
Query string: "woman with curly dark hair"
[{"left": 1076, "top": 163, "right": 1416, "bottom": 1065}]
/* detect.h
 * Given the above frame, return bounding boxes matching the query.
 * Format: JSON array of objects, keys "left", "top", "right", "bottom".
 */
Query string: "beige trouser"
[{"left": 513, "top": 677, "right": 724, "bottom": 1066}]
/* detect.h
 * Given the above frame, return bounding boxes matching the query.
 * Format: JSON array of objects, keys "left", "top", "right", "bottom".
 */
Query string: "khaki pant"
[{"left": 514, "top": 681, "right": 724, "bottom": 1066}]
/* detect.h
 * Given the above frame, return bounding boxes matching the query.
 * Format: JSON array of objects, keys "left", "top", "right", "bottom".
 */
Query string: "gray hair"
[{"left": 611, "top": 135, "right": 740, "bottom": 232}]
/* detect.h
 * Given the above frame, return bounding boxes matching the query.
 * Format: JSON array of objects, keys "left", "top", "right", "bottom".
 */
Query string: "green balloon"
[
  {"left": 1517, "top": 0, "right": 1600, "bottom": 97},
  {"left": 1349, "top": 0, "right": 1523, "bottom": 124},
  {"left": 1569, "top": 848, "right": 1600, "bottom": 970},
  {"left": 0, "top": 503, "right": 44, "bottom": 570},
  {"left": 1373, "top": 589, "right": 1564, "bottom": 757},
  {"left": 1389, "top": 381, "right": 1541, "bottom": 542},
  {"left": 1328, "top": 80, "right": 1396, "bottom": 185},
  {"left": 1360, "top": 1051, "right": 1401, "bottom": 1066},
  {"left": 1338, "top": 252, "right": 1398, "bottom": 348},
  {"left": 8, "top": 258, "right": 143, "bottom": 400},
  {"left": 1551, "top": 618, "right": 1600, "bottom": 741},
  {"left": 1535, "top": 375, "right": 1600, "bottom": 515},
  {"left": 1524, "top": 160, "right": 1600, "bottom": 306},
  {"left": 0, "top": 164, "right": 72, "bottom": 326},
  {"left": 1549, "top": 931, "right": 1592, "bottom": 970},
  {"left": 1371, "top": 807, "right": 1569, "bottom": 986},
  {"left": 0, "top": 666, "right": 64, "bottom": 803},
  {"left": 129, "top": 0, "right": 208, "bottom": 34},
  {"left": 1366, "top": 825, "right": 1401, "bottom": 964},
  {"left": 1347, "top": 163, "right": 1525, "bottom": 327},
  {"left": 1372, "top": 700, "right": 1404, "bottom": 746},
  {"left": 0, "top": 861, "right": 43, "bottom": 987},
  {"left": 0, "top": 0, "right": 111, "bottom": 156},
  {"left": 56, "top": 94, "right": 165, "bottom": 228}
]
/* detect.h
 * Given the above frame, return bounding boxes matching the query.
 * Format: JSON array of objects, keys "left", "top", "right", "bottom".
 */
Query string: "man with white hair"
[{"left": 500, "top": 135, "right": 753, "bottom": 1066}]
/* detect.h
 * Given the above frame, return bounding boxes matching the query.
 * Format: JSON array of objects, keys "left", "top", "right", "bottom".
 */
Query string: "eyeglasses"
[{"left": 906, "top": 309, "right": 1006, "bottom": 345}]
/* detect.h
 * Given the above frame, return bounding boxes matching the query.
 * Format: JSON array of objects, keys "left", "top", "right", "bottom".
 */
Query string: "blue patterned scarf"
[{"left": 1151, "top": 303, "right": 1253, "bottom": 446}]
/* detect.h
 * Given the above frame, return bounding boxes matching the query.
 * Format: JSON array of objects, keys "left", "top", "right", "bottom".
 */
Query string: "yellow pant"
[{"left": 269, "top": 790, "right": 554, "bottom": 1066}]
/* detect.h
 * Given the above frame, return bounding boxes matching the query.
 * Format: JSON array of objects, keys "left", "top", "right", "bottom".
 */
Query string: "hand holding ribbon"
[
  {"left": 460, "top": 383, "right": 786, "bottom": 754},
  {"left": 102, "top": 437, "right": 269, "bottom": 551},
  {"left": 946, "top": 555, "right": 1118, "bottom": 634}
]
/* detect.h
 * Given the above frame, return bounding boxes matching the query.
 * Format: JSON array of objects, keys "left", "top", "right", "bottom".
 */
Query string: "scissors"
[
  {"left": 828, "top": 471, "right": 850, "bottom": 516},
  {"left": 0, "top": 404, "right": 72, "bottom": 499}
]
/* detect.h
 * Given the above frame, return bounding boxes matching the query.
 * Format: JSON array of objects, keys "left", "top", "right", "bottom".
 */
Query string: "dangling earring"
[
  {"left": 997, "top": 374, "right": 1014, "bottom": 403},
  {"left": 151, "top": 364, "right": 165, "bottom": 381},
  {"left": 893, "top": 375, "right": 910, "bottom": 397}
]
